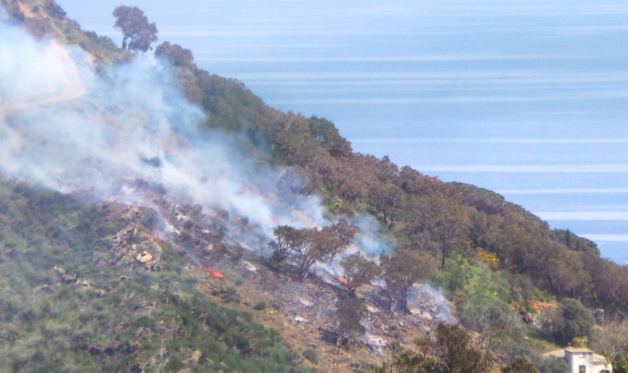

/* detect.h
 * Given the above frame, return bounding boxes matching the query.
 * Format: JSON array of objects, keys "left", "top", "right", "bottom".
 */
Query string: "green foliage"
[
  {"left": 413, "top": 336, "right": 428, "bottom": 346},
  {"left": 340, "top": 252, "right": 381, "bottom": 296},
  {"left": 381, "top": 249, "right": 437, "bottom": 312},
  {"left": 303, "top": 348, "right": 318, "bottom": 364},
  {"left": 155, "top": 41, "right": 194, "bottom": 68},
  {"left": 550, "top": 229, "right": 599, "bottom": 256},
  {"left": 335, "top": 296, "right": 366, "bottom": 346},
  {"left": 501, "top": 356, "right": 539, "bottom": 373},
  {"left": 369, "top": 325, "right": 492, "bottom": 373},
  {"left": 560, "top": 298, "right": 594, "bottom": 343},
  {"left": 434, "top": 323, "right": 493, "bottom": 373},
  {"left": 368, "top": 351, "right": 440, "bottom": 373},
  {"left": 113, "top": 5, "right": 158, "bottom": 52},
  {"left": 540, "top": 298, "right": 594, "bottom": 346},
  {"left": 307, "top": 116, "right": 352, "bottom": 157},
  {"left": 7, "top": 0, "right": 628, "bottom": 365},
  {"left": 269, "top": 219, "right": 358, "bottom": 279},
  {"left": 253, "top": 301, "right": 266, "bottom": 311},
  {"left": 609, "top": 355, "right": 628, "bottom": 373},
  {"left": 535, "top": 357, "right": 569, "bottom": 373},
  {"left": 0, "top": 182, "right": 309, "bottom": 372}
]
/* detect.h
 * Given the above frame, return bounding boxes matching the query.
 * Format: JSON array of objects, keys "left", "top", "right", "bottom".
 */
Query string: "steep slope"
[{"left": 2, "top": 0, "right": 628, "bottom": 372}]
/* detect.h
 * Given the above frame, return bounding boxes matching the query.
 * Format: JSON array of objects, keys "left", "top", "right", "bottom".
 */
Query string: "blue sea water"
[{"left": 56, "top": 0, "right": 628, "bottom": 263}]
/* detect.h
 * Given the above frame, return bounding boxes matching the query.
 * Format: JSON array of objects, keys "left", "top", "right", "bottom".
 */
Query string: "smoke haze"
[
  {"left": 0, "top": 12, "right": 397, "bottom": 263},
  {"left": 0, "top": 15, "right": 329, "bottom": 242}
]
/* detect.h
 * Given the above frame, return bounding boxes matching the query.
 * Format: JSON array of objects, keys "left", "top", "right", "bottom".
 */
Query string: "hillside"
[{"left": 1, "top": 1, "right": 628, "bottom": 372}]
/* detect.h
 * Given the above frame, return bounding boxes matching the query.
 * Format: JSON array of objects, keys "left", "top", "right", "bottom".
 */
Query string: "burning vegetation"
[{"left": 2, "top": 1, "right": 628, "bottom": 372}]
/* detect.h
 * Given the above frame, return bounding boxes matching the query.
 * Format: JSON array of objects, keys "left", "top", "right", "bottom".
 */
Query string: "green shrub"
[
  {"left": 303, "top": 349, "right": 318, "bottom": 364},
  {"left": 253, "top": 301, "right": 266, "bottom": 311}
]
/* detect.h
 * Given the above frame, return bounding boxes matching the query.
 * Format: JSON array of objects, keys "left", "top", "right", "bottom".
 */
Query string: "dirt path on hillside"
[{"left": 0, "top": 41, "right": 85, "bottom": 119}]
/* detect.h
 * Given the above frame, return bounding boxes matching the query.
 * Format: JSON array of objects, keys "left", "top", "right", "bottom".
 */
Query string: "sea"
[{"left": 55, "top": 0, "right": 628, "bottom": 264}]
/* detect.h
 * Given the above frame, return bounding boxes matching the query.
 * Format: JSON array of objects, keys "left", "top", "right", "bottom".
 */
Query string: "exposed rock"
[
  {"left": 53, "top": 265, "right": 78, "bottom": 284},
  {"left": 136, "top": 251, "right": 153, "bottom": 263},
  {"left": 243, "top": 260, "right": 257, "bottom": 272},
  {"left": 190, "top": 349, "right": 202, "bottom": 364}
]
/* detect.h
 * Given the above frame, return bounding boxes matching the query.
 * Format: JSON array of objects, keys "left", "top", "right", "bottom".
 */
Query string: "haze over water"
[{"left": 57, "top": 0, "right": 628, "bottom": 263}]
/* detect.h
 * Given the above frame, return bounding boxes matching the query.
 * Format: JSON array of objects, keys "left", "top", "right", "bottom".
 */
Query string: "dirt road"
[{"left": 0, "top": 41, "right": 85, "bottom": 119}]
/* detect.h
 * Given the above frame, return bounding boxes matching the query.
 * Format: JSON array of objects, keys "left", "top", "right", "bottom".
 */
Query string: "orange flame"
[
  {"left": 207, "top": 266, "right": 224, "bottom": 278},
  {"left": 337, "top": 276, "right": 347, "bottom": 285}
]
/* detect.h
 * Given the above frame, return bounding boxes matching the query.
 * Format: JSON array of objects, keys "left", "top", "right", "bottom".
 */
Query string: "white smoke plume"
[
  {"left": 0, "top": 14, "right": 327, "bottom": 240},
  {"left": 0, "top": 10, "right": 399, "bottom": 266}
]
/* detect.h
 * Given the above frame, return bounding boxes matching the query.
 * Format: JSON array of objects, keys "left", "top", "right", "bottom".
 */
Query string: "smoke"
[
  {"left": 0, "top": 12, "right": 396, "bottom": 263},
  {"left": 0, "top": 15, "right": 326, "bottom": 239}
]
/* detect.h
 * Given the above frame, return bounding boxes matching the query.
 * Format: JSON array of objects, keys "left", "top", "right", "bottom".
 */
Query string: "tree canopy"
[
  {"left": 340, "top": 252, "right": 381, "bottom": 296},
  {"left": 381, "top": 249, "right": 437, "bottom": 312},
  {"left": 269, "top": 219, "right": 358, "bottom": 279},
  {"left": 113, "top": 5, "right": 158, "bottom": 52},
  {"left": 155, "top": 41, "right": 194, "bottom": 68}
]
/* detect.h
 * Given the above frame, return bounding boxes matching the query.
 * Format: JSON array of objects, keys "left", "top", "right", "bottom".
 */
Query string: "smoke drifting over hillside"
[
  {"left": 0, "top": 13, "right": 396, "bottom": 262},
  {"left": 0, "top": 16, "right": 329, "bottom": 239}
]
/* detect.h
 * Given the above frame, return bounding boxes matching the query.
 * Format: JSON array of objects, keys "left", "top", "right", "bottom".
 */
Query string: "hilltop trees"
[
  {"left": 113, "top": 5, "right": 157, "bottom": 52},
  {"left": 155, "top": 41, "right": 194, "bottom": 68}
]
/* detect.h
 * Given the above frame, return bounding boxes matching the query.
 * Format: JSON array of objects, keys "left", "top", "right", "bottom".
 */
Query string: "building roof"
[
  {"left": 543, "top": 348, "right": 610, "bottom": 366},
  {"left": 543, "top": 349, "right": 566, "bottom": 358}
]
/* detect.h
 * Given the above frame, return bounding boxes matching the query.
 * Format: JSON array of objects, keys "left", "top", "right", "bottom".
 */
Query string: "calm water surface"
[{"left": 56, "top": 0, "right": 628, "bottom": 263}]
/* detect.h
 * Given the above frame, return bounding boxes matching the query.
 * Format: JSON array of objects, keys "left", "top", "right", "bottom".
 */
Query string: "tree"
[
  {"left": 381, "top": 250, "right": 437, "bottom": 312},
  {"left": 536, "top": 357, "right": 569, "bottom": 373},
  {"left": 268, "top": 225, "right": 303, "bottom": 267},
  {"left": 295, "top": 219, "right": 358, "bottom": 279},
  {"left": 405, "top": 197, "right": 471, "bottom": 269},
  {"left": 560, "top": 298, "right": 594, "bottom": 344},
  {"left": 155, "top": 42, "right": 194, "bottom": 68},
  {"left": 335, "top": 296, "right": 366, "bottom": 346},
  {"left": 590, "top": 320, "right": 628, "bottom": 366},
  {"left": 501, "top": 357, "right": 538, "bottom": 373},
  {"left": 44, "top": 0, "right": 66, "bottom": 19},
  {"left": 340, "top": 252, "right": 381, "bottom": 296},
  {"left": 307, "top": 116, "right": 352, "bottom": 157},
  {"left": 368, "top": 351, "right": 440, "bottom": 373},
  {"left": 369, "top": 183, "right": 404, "bottom": 229},
  {"left": 434, "top": 323, "right": 493, "bottom": 373},
  {"left": 541, "top": 298, "right": 594, "bottom": 345},
  {"left": 113, "top": 5, "right": 158, "bottom": 52},
  {"left": 269, "top": 219, "right": 358, "bottom": 279}
]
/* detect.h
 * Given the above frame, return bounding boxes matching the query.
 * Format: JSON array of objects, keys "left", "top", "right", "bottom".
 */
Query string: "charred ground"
[{"left": 2, "top": 1, "right": 628, "bottom": 372}]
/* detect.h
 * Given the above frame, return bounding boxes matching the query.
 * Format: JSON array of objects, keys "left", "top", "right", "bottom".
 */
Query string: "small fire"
[
  {"left": 337, "top": 276, "right": 347, "bottom": 285},
  {"left": 196, "top": 263, "right": 223, "bottom": 278},
  {"left": 207, "top": 266, "right": 224, "bottom": 278}
]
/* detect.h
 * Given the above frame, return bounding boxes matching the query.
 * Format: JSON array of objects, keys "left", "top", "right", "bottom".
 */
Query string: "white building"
[{"left": 543, "top": 347, "right": 613, "bottom": 373}]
